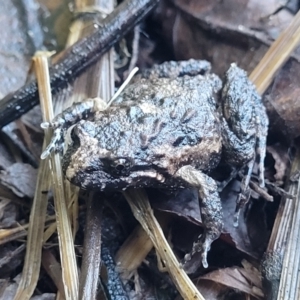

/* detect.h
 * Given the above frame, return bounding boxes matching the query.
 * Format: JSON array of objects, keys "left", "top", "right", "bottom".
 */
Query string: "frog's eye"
[{"left": 112, "top": 158, "right": 132, "bottom": 175}]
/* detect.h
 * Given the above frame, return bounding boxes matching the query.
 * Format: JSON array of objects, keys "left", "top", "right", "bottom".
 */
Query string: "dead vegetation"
[{"left": 0, "top": 0, "right": 300, "bottom": 299}]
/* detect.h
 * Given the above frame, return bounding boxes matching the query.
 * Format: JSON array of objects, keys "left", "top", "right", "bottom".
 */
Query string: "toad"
[{"left": 42, "top": 59, "right": 268, "bottom": 268}]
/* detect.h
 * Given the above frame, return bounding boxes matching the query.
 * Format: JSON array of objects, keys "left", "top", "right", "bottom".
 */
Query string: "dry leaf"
[
  {"left": 0, "top": 163, "right": 37, "bottom": 198},
  {"left": 197, "top": 262, "right": 264, "bottom": 299}
]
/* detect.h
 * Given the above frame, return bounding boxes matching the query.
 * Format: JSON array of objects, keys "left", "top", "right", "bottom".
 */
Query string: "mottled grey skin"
[
  {"left": 63, "top": 73, "right": 222, "bottom": 190},
  {"left": 42, "top": 59, "right": 268, "bottom": 268}
]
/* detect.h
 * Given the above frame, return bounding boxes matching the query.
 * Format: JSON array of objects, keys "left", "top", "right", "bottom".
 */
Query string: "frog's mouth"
[
  {"left": 65, "top": 163, "right": 166, "bottom": 191},
  {"left": 66, "top": 167, "right": 122, "bottom": 191},
  {"left": 70, "top": 168, "right": 166, "bottom": 191},
  {"left": 62, "top": 138, "right": 167, "bottom": 191}
]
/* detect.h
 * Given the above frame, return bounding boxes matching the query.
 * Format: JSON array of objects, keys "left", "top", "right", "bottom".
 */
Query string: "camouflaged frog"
[{"left": 41, "top": 59, "right": 268, "bottom": 268}]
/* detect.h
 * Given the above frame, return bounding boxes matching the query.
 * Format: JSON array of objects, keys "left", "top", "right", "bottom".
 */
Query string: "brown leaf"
[
  {"left": 0, "top": 244, "right": 25, "bottom": 278},
  {"left": 0, "top": 143, "right": 14, "bottom": 170},
  {"left": 156, "top": 0, "right": 300, "bottom": 139},
  {"left": 0, "top": 275, "right": 55, "bottom": 300},
  {"left": 152, "top": 180, "right": 268, "bottom": 261},
  {"left": 0, "top": 198, "right": 19, "bottom": 228},
  {"left": 0, "top": 163, "right": 37, "bottom": 198},
  {"left": 171, "top": 0, "right": 294, "bottom": 75},
  {"left": 267, "top": 144, "right": 289, "bottom": 182},
  {"left": 0, "top": 0, "right": 43, "bottom": 98},
  {"left": 197, "top": 262, "right": 264, "bottom": 299},
  {"left": 264, "top": 60, "right": 300, "bottom": 139},
  {"left": 151, "top": 188, "right": 202, "bottom": 224},
  {"left": 221, "top": 180, "right": 269, "bottom": 259},
  {"left": 177, "top": 280, "right": 226, "bottom": 300}
]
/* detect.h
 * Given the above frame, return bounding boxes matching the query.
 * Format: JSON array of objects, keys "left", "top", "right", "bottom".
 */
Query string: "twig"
[
  {"left": 79, "top": 193, "right": 103, "bottom": 299},
  {"left": 0, "top": 0, "right": 159, "bottom": 128},
  {"left": 249, "top": 180, "right": 273, "bottom": 202},
  {"left": 128, "top": 25, "right": 141, "bottom": 73}
]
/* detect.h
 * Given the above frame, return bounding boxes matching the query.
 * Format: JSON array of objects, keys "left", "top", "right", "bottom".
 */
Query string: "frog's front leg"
[
  {"left": 175, "top": 165, "right": 223, "bottom": 268},
  {"left": 41, "top": 98, "right": 107, "bottom": 158}
]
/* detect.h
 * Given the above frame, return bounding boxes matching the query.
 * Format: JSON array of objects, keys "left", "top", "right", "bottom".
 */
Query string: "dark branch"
[{"left": 0, "top": 0, "right": 159, "bottom": 128}]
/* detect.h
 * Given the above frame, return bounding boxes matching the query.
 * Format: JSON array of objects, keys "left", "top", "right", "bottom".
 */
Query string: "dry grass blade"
[
  {"left": 276, "top": 149, "right": 300, "bottom": 299},
  {"left": 123, "top": 188, "right": 205, "bottom": 300},
  {"left": 12, "top": 157, "right": 50, "bottom": 300},
  {"left": 115, "top": 224, "right": 153, "bottom": 281},
  {"left": 250, "top": 9, "right": 300, "bottom": 94},
  {"left": 0, "top": 225, "right": 28, "bottom": 245},
  {"left": 34, "top": 53, "right": 79, "bottom": 299},
  {"left": 0, "top": 216, "right": 56, "bottom": 247},
  {"left": 10, "top": 124, "right": 58, "bottom": 300},
  {"left": 247, "top": 10, "right": 300, "bottom": 300},
  {"left": 65, "top": 2, "right": 116, "bottom": 299},
  {"left": 116, "top": 212, "right": 172, "bottom": 281},
  {"left": 0, "top": 26, "right": 82, "bottom": 300},
  {"left": 261, "top": 149, "right": 299, "bottom": 299}
]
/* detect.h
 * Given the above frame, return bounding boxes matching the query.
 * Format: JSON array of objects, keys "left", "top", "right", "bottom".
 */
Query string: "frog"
[{"left": 41, "top": 59, "right": 268, "bottom": 268}]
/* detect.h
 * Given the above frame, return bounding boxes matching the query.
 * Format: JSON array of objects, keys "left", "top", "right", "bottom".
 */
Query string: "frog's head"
[{"left": 62, "top": 118, "right": 164, "bottom": 191}]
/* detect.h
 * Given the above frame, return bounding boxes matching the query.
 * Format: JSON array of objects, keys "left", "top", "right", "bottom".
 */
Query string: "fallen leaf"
[
  {"left": 0, "top": 163, "right": 37, "bottom": 198},
  {"left": 0, "top": 244, "right": 25, "bottom": 278},
  {"left": 155, "top": 0, "right": 300, "bottom": 139},
  {"left": 0, "top": 0, "right": 43, "bottom": 98},
  {"left": 267, "top": 144, "right": 289, "bottom": 182},
  {"left": 150, "top": 188, "right": 202, "bottom": 224},
  {"left": 0, "top": 143, "right": 14, "bottom": 170},
  {"left": 172, "top": 0, "right": 294, "bottom": 75},
  {"left": 175, "top": 280, "right": 226, "bottom": 300},
  {"left": 0, "top": 198, "right": 19, "bottom": 228},
  {"left": 197, "top": 262, "right": 264, "bottom": 299}
]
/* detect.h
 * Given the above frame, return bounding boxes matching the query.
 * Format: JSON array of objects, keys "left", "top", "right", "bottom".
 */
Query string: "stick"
[{"left": 0, "top": 0, "right": 158, "bottom": 128}]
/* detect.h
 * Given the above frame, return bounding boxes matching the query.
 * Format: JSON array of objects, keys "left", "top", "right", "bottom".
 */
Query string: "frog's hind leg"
[
  {"left": 255, "top": 103, "right": 269, "bottom": 188},
  {"left": 234, "top": 158, "right": 255, "bottom": 226},
  {"left": 175, "top": 165, "right": 223, "bottom": 268},
  {"left": 221, "top": 64, "right": 268, "bottom": 225},
  {"left": 234, "top": 112, "right": 268, "bottom": 226}
]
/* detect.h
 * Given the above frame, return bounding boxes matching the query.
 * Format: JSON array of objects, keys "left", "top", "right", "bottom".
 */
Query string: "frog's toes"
[
  {"left": 183, "top": 233, "right": 215, "bottom": 268},
  {"left": 41, "top": 121, "right": 51, "bottom": 129},
  {"left": 41, "top": 118, "right": 64, "bottom": 130},
  {"left": 41, "top": 128, "right": 63, "bottom": 159}
]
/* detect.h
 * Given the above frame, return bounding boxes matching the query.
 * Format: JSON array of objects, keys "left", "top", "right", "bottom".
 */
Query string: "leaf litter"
[{"left": 0, "top": 0, "right": 299, "bottom": 299}]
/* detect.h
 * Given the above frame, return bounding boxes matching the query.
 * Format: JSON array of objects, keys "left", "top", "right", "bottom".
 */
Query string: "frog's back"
[{"left": 94, "top": 75, "right": 223, "bottom": 174}]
